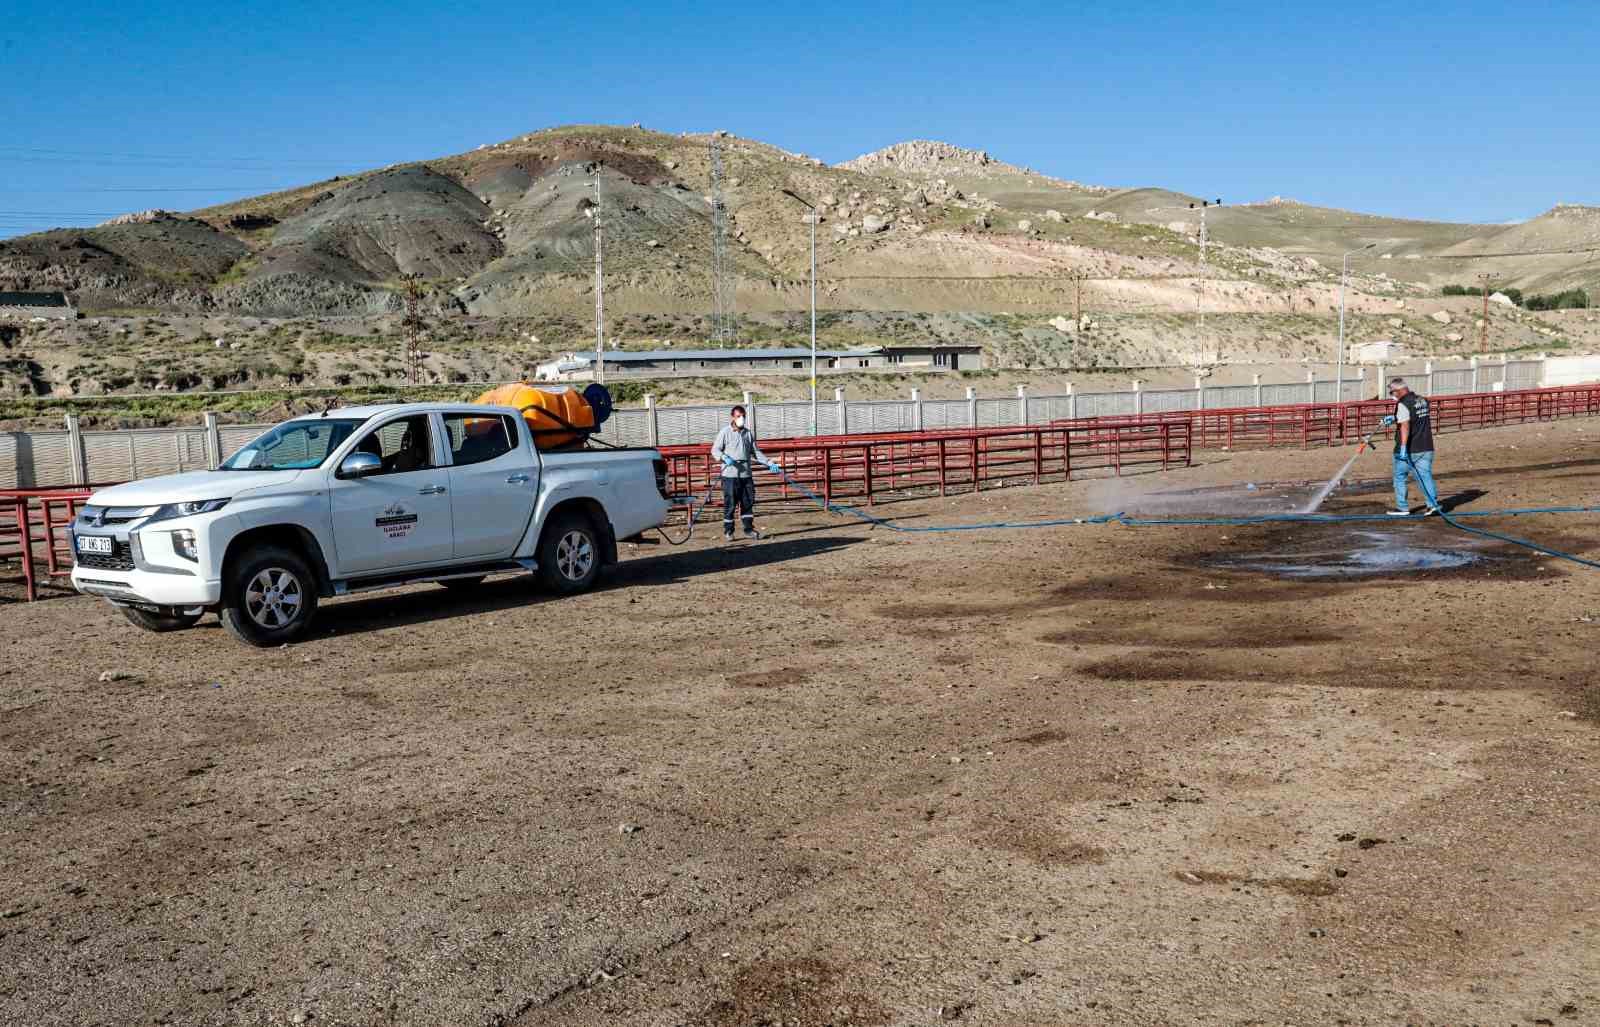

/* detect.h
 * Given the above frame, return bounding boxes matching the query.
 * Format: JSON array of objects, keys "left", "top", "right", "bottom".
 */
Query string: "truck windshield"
[{"left": 220, "top": 419, "right": 365, "bottom": 471}]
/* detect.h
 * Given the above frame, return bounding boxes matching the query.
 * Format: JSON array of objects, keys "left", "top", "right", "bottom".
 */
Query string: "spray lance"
[{"left": 1357, "top": 414, "right": 1396, "bottom": 454}]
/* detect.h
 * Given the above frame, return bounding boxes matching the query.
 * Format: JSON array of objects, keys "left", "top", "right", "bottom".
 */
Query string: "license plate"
[{"left": 76, "top": 535, "right": 114, "bottom": 555}]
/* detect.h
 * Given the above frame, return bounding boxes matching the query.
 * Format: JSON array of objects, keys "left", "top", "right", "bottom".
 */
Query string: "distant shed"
[{"left": 0, "top": 291, "right": 75, "bottom": 320}]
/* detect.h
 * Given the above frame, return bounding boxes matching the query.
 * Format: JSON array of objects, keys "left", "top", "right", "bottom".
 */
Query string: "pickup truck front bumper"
[{"left": 69, "top": 510, "right": 227, "bottom": 612}]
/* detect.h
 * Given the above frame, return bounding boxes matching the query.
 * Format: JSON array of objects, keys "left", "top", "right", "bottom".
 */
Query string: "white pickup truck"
[{"left": 69, "top": 402, "right": 671, "bottom": 646}]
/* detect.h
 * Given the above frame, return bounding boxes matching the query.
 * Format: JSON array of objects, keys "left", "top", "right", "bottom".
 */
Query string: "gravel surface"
[{"left": 3, "top": 418, "right": 1599, "bottom": 1026}]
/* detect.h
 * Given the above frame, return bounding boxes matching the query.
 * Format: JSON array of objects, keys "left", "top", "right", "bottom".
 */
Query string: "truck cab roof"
[{"left": 310, "top": 402, "right": 524, "bottom": 421}]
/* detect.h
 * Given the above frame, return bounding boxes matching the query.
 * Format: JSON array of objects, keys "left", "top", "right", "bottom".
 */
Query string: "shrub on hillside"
[{"left": 1524, "top": 288, "right": 1590, "bottom": 311}]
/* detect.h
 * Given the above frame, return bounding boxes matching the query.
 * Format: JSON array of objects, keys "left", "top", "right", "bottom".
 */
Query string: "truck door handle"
[
  {"left": 506, "top": 474, "right": 529, "bottom": 484},
  {"left": 418, "top": 485, "right": 447, "bottom": 495}
]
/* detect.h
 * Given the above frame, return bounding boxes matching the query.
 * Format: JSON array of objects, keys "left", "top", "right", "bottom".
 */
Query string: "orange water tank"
[{"left": 475, "top": 382, "right": 597, "bottom": 450}]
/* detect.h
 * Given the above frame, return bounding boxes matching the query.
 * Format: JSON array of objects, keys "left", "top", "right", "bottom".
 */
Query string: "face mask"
[{"left": 733, "top": 416, "right": 745, "bottom": 428}]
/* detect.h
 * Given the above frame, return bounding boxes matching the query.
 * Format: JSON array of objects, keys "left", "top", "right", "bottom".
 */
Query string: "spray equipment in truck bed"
[{"left": 475, "top": 382, "right": 614, "bottom": 450}]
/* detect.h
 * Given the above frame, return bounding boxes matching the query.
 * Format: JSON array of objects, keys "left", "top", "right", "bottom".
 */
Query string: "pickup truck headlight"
[{"left": 148, "top": 499, "right": 230, "bottom": 522}]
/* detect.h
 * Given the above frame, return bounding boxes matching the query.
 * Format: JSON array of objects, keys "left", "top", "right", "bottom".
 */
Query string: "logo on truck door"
[{"left": 376, "top": 503, "right": 419, "bottom": 539}]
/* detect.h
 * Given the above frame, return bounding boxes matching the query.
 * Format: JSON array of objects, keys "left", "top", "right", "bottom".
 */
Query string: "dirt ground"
[{"left": 3, "top": 418, "right": 1599, "bottom": 1027}]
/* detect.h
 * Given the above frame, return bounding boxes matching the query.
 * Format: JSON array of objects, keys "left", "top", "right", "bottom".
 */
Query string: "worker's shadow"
[
  {"left": 313, "top": 536, "right": 864, "bottom": 638},
  {"left": 1435, "top": 487, "right": 1488, "bottom": 513},
  {"left": 612, "top": 535, "right": 866, "bottom": 586}
]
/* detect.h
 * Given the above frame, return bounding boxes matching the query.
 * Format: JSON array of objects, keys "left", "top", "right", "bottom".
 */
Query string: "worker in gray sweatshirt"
[{"left": 710, "top": 404, "right": 780, "bottom": 540}]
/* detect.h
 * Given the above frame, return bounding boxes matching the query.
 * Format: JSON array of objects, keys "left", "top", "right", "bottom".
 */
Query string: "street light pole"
[
  {"left": 1338, "top": 243, "right": 1377, "bottom": 403},
  {"left": 782, "top": 188, "right": 819, "bottom": 435}
]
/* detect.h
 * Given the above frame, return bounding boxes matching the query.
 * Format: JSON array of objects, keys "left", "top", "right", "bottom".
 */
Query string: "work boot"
[
  {"left": 1425, "top": 506, "right": 1442, "bottom": 517},
  {"left": 744, "top": 528, "right": 765, "bottom": 540},
  {"left": 1386, "top": 508, "right": 1411, "bottom": 517},
  {"left": 723, "top": 527, "right": 735, "bottom": 541}
]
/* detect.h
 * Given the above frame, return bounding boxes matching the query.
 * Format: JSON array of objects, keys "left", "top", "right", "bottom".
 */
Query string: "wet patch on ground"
[
  {"left": 1040, "top": 621, "right": 1342, "bottom": 650},
  {"left": 987, "top": 823, "right": 1108, "bottom": 867},
  {"left": 702, "top": 957, "right": 889, "bottom": 1027},
  {"left": 1210, "top": 529, "right": 1490, "bottom": 578},
  {"left": 1080, "top": 652, "right": 1274, "bottom": 683},
  {"left": 1178, "top": 522, "right": 1552, "bottom": 584},
  {"left": 1008, "top": 729, "right": 1071, "bottom": 745}
]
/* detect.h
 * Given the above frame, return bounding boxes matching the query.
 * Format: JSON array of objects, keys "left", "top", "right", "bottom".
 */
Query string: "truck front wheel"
[
  {"left": 538, "top": 511, "right": 603, "bottom": 594},
  {"left": 220, "top": 546, "right": 319, "bottom": 646}
]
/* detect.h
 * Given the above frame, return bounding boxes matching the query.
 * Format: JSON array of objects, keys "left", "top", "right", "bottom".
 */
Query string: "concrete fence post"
[
  {"left": 966, "top": 386, "right": 977, "bottom": 428},
  {"left": 203, "top": 412, "right": 222, "bottom": 469},
  {"left": 1253, "top": 373, "right": 1263, "bottom": 408},
  {"left": 1423, "top": 361, "right": 1434, "bottom": 395},
  {"left": 1065, "top": 381, "right": 1076, "bottom": 421},
  {"left": 65, "top": 414, "right": 86, "bottom": 486},
  {"left": 1016, "top": 384, "right": 1028, "bottom": 425},
  {"left": 1537, "top": 353, "right": 1548, "bottom": 386},
  {"left": 1132, "top": 380, "right": 1143, "bottom": 416},
  {"left": 1358, "top": 366, "right": 1368, "bottom": 400},
  {"left": 911, "top": 388, "right": 923, "bottom": 432},
  {"left": 1194, "top": 374, "right": 1205, "bottom": 410},
  {"left": 835, "top": 387, "right": 846, "bottom": 435},
  {"left": 1469, "top": 357, "right": 1480, "bottom": 394},
  {"left": 742, "top": 390, "right": 755, "bottom": 437},
  {"left": 644, "top": 395, "right": 658, "bottom": 448},
  {"left": 1306, "top": 369, "right": 1317, "bottom": 405},
  {"left": 1376, "top": 362, "right": 1386, "bottom": 395}
]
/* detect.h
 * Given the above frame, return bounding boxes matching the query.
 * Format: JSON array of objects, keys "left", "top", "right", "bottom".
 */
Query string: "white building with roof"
[{"left": 534, "top": 343, "right": 984, "bottom": 380}]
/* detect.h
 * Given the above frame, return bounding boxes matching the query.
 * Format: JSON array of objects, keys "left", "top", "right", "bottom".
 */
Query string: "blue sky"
[{"left": 3, "top": 0, "right": 1597, "bottom": 238}]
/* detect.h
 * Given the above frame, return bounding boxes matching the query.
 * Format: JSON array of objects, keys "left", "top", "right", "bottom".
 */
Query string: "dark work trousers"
[{"left": 721, "top": 476, "right": 756, "bottom": 535}]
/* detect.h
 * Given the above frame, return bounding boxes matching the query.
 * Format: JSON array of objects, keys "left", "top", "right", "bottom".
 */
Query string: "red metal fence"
[
  {"left": 5, "top": 383, "right": 1600, "bottom": 600},
  {"left": 1052, "top": 383, "right": 1600, "bottom": 451},
  {"left": 2, "top": 486, "right": 92, "bottom": 601},
  {"left": 659, "top": 420, "right": 1193, "bottom": 507}
]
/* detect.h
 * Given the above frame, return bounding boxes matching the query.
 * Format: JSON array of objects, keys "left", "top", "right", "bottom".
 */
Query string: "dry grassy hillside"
[{"left": 0, "top": 125, "right": 1595, "bottom": 415}]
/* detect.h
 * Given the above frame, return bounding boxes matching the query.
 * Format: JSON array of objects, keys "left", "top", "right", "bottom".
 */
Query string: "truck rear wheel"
[
  {"left": 120, "top": 607, "right": 203, "bottom": 632},
  {"left": 538, "top": 511, "right": 602, "bottom": 595},
  {"left": 220, "top": 545, "right": 319, "bottom": 647}
]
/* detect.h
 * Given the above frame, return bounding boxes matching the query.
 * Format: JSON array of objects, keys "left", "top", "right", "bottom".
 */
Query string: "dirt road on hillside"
[{"left": 3, "top": 419, "right": 1599, "bottom": 1026}]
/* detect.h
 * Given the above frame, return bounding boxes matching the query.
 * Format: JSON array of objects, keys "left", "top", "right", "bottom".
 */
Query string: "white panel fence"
[{"left": 0, "top": 358, "right": 1551, "bottom": 488}]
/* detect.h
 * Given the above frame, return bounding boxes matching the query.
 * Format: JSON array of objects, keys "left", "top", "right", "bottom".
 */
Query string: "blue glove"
[
  {"left": 766, "top": 460, "right": 782, "bottom": 474},
  {"left": 1380, "top": 415, "right": 1396, "bottom": 428},
  {"left": 721, "top": 455, "right": 735, "bottom": 468}
]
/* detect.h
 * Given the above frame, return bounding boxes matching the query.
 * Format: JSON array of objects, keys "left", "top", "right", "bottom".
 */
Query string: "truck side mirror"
[{"left": 338, "top": 452, "right": 382, "bottom": 478}]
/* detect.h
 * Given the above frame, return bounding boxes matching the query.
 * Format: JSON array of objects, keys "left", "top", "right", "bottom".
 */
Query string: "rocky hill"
[
  {"left": 10, "top": 122, "right": 1591, "bottom": 323},
  {"left": 1, "top": 124, "right": 1596, "bottom": 409}
]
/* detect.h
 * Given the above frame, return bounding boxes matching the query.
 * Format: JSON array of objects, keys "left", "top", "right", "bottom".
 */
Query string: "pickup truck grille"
[{"left": 75, "top": 540, "right": 135, "bottom": 572}]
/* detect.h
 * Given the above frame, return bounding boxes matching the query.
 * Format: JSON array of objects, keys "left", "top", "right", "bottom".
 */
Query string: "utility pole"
[
  {"left": 401, "top": 274, "right": 425, "bottom": 384},
  {"left": 1338, "top": 243, "right": 1377, "bottom": 403},
  {"left": 592, "top": 162, "right": 605, "bottom": 383},
  {"left": 708, "top": 134, "right": 734, "bottom": 345},
  {"left": 780, "top": 189, "right": 819, "bottom": 434},
  {"left": 1147, "top": 198, "right": 1223, "bottom": 367},
  {"left": 1476, "top": 272, "right": 1498, "bottom": 354},
  {"left": 1198, "top": 204, "right": 1207, "bottom": 364}
]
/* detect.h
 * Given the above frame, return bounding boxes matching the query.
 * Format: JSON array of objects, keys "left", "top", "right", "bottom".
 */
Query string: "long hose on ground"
[
  {"left": 756, "top": 458, "right": 1600, "bottom": 569},
  {"left": 1401, "top": 451, "right": 1600, "bottom": 569},
  {"left": 654, "top": 483, "right": 720, "bottom": 545}
]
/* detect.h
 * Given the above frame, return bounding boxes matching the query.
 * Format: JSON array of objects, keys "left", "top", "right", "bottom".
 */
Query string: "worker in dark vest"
[
  {"left": 710, "top": 404, "right": 780, "bottom": 541},
  {"left": 1384, "top": 376, "right": 1439, "bottom": 516}
]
